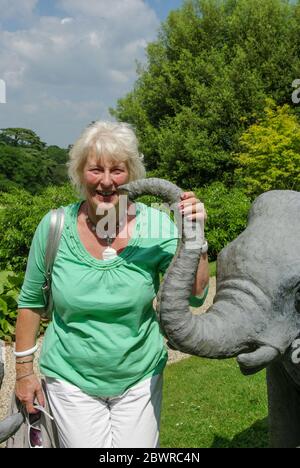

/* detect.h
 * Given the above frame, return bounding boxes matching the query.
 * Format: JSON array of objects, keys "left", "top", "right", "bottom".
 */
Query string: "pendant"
[{"left": 102, "top": 246, "right": 118, "bottom": 261}]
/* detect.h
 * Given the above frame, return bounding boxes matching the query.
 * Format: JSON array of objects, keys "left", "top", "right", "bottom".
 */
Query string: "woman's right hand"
[{"left": 15, "top": 373, "right": 45, "bottom": 414}]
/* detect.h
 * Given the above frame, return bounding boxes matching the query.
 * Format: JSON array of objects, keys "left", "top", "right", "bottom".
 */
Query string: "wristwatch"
[{"left": 200, "top": 240, "right": 208, "bottom": 255}]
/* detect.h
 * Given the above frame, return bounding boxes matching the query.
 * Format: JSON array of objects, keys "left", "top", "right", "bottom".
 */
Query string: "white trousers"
[{"left": 45, "top": 374, "right": 163, "bottom": 448}]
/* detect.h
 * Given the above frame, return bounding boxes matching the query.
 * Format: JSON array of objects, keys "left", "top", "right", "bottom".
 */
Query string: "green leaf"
[{"left": 0, "top": 297, "right": 8, "bottom": 314}]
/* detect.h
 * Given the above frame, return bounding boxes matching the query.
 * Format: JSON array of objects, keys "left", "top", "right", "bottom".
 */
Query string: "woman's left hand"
[{"left": 178, "top": 192, "right": 207, "bottom": 223}]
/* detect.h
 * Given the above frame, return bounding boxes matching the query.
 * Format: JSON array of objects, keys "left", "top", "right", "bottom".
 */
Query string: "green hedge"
[
  {"left": 0, "top": 271, "right": 23, "bottom": 342},
  {"left": 195, "top": 182, "right": 251, "bottom": 260},
  {"left": 0, "top": 270, "right": 49, "bottom": 342},
  {"left": 0, "top": 184, "right": 78, "bottom": 273}
]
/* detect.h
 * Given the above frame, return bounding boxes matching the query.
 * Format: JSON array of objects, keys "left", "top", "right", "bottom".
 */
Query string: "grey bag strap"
[
  {"left": 45, "top": 208, "right": 65, "bottom": 276},
  {"left": 42, "top": 207, "right": 65, "bottom": 318}
]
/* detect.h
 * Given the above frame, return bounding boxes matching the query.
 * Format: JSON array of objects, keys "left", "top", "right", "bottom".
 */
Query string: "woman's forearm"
[
  {"left": 192, "top": 253, "right": 210, "bottom": 297},
  {"left": 15, "top": 308, "right": 42, "bottom": 351},
  {"left": 15, "top": 308, "right": 42, "bottom": 378},
  {"left": 15, "top": 308, "right": 45, "bottom": 412}
]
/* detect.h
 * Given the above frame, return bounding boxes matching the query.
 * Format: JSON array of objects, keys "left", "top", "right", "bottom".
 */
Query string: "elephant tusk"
[{"left": 237, "top": 346, "right": 280, "bottom": 375}]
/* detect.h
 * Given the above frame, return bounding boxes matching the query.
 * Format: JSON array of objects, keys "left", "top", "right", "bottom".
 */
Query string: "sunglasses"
[{"left": 26, "top": 404, "right": 54, "bottom": 449}]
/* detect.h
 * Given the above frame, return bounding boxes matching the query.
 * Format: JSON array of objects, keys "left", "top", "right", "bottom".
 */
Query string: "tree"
[
  {"left": 111, "top": 0, "right": 300, "bottom": 188},
  {"left": 45, "top": 146, "right": 68, "bottom": 165},
  {"left": 0, "top": 130, "right": 69, "bottom": 193},
  {"left": 45, "top": 146, "right": 69, "bottom": 185},
  {"left": 0, "top": 128, "right": 46, "bottom": 150},
  {"left": 0, "top": 145, "right": 54, "bottom": 193},
  {"left": 234, "top": 99, "right": 300, "bottom": 197}
]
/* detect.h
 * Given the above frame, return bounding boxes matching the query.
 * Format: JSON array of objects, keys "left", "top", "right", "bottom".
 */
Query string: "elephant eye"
[{"left": 295, "top": 289, "right": 300, "bottom": 313}]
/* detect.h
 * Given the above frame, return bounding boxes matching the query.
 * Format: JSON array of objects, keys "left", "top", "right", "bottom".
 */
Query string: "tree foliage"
[
  {"left": 0, "top": 184, "right": 77, "bottom": 273},
  {"left": 0, "top": 271, "right": 24, "bottom": 342},
  {"left": 111, "top": 0, "right": 300, "bottom": 189},
  {"left": 0, "top": 128, "right": 69, "bottom": 193},
  {"left": 0, "top": 270, "right": 49, "bottom": 342},
  {"left": 0, "top": 128, "right": 46, "bottom": 150},
  {"left": 195, "top": 182, "right": 251, "bottom": 259},
  {"left": 234, "top": 99, "right": 300, "bottom": 196}
]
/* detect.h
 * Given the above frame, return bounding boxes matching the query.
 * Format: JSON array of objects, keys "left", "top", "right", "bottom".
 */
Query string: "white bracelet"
[
  {"left": 200, "top": 240, "right": 208, "bottom": 254},
  {"left": 14, "top": 343, "right": 38, "bottom": 357}
]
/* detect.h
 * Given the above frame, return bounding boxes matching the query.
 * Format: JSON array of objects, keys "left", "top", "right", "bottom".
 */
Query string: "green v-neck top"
[{"left": 18, "top": 201, "right": 206, "bottom": 397}]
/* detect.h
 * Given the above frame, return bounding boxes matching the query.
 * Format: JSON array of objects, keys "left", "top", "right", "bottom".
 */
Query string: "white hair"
[{"left": 67, "top": 121, "right": 146, "bottom": 196}]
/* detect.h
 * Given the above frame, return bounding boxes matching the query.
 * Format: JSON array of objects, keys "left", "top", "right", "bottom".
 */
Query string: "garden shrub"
[
  {"left": 0, "top": 271, "right": 23, "bottom": 342},
  {"left": 0, "top": 184, "right": 77, "bottom": 273},
  {"left": 195, "top": 182, "right": 251, "bottom": 260}
]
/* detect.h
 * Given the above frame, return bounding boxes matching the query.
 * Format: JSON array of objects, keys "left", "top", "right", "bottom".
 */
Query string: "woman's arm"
[
  {"left": 191, "top": 252, "right": 210, "bottom": 297},
  {"left": 15, "top": 308, "right": 41, "bottom": 352},
  {"left": 15, "top": 308, "right": 45, "bottom": 413},
  {"left": 179, "top": 192, "right": 210, "bottom": 297}
]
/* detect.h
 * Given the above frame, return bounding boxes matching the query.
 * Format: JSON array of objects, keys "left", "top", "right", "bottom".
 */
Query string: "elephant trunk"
[
  {"left": 160, "top": 257, "right": 281, "bottom": 362},
  {"left": 0, "top": 413, "right": 24, "bottom": 444},
  {"left": 119, "top": 177, "right": 183, "bottom": 205},
  {"left": 119, "top": 178, "right": 279, "bottom": 365}
]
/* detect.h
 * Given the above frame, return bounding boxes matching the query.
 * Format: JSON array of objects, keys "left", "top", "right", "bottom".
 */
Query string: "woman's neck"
[
  {"left": 86, "top": 203, "right": 121, "bottom": 225},
  {"left": 83, "top": 201, "right": 133, "bottom": 236}
]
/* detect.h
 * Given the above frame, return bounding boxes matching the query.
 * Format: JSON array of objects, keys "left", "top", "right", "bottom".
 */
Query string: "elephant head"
[{"left": 120, "top": 179, "right": 300, "bottom": 375}]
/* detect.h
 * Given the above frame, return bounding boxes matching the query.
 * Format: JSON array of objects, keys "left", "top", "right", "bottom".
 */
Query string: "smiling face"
[{"left": 82, "top": 152, "right": 130, "bottom": 215}]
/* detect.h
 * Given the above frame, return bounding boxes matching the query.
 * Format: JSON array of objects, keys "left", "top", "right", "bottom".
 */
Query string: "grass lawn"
[
  {"left": 209, "top": 261, "right": 216, "bottom": 277},
  {"left": 160, "top": 356, "right": 269, "bottom": 448}
]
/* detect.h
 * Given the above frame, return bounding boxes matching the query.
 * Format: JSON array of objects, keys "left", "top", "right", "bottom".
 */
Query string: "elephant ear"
[{"left": 237, "top": 346, "right": 280, "bottom": 375}]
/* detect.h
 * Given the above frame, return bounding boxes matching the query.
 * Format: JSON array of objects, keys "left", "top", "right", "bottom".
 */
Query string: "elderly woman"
[{"left": 15, "top": 121, "right": 209, "bottom": 448}]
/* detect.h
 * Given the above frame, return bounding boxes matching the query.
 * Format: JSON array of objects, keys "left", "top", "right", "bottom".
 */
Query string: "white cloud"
[
  {"left": 61, "top": 17, "right": 73, "bottom": 25},
  {"left": 0, "top": 0, "right": 160, "bottom": 147},
  {"left": 59, "top": 0, "right": 155, "bottom": 22},
  {"left": 109, "top": 69, "right": 130, "bottom": 84},
  {"left": 0, "top": 0, "right": 38, "bottom": 20}
]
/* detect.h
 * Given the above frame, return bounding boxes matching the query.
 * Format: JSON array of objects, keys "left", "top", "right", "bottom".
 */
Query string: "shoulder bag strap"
[
  {"left": 42, "top": 207, "right": 65, "bottom": 317},
  {"left": 45, "top": 207, "right": 65, "bottom": 277}
]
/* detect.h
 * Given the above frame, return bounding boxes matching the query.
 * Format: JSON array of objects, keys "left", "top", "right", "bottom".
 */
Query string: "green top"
[{"left": 18, "top": 201, "right": 207, "bottom": 397}]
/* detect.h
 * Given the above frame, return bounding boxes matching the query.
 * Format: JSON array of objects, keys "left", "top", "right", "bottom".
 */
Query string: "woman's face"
[{"left": 82, "top": 153, "right": 130, "bottom": 214}]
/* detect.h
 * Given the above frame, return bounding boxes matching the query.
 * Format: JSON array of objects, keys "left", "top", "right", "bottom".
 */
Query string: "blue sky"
[
  {"left": 0, "top": 0, "right": 185, "bottom": 147},
  {"left": 1, "top": 0, "right": 184, "bottom": 31},
  {"left": 34, "top": 0, "right": 184, "bottom": 20},
  {"left": 147, "top": 0, "right": 184, "bottom": 19}
]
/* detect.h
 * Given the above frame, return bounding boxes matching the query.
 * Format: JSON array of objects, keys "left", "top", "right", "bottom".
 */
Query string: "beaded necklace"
[{"left": 85, "top": 214, "right": 125, "bottom": 260}]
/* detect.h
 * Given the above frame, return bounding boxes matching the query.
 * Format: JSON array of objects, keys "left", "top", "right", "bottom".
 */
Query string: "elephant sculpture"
[{"left": 120, "top": 178, "right": 300, "bottom": 448}]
